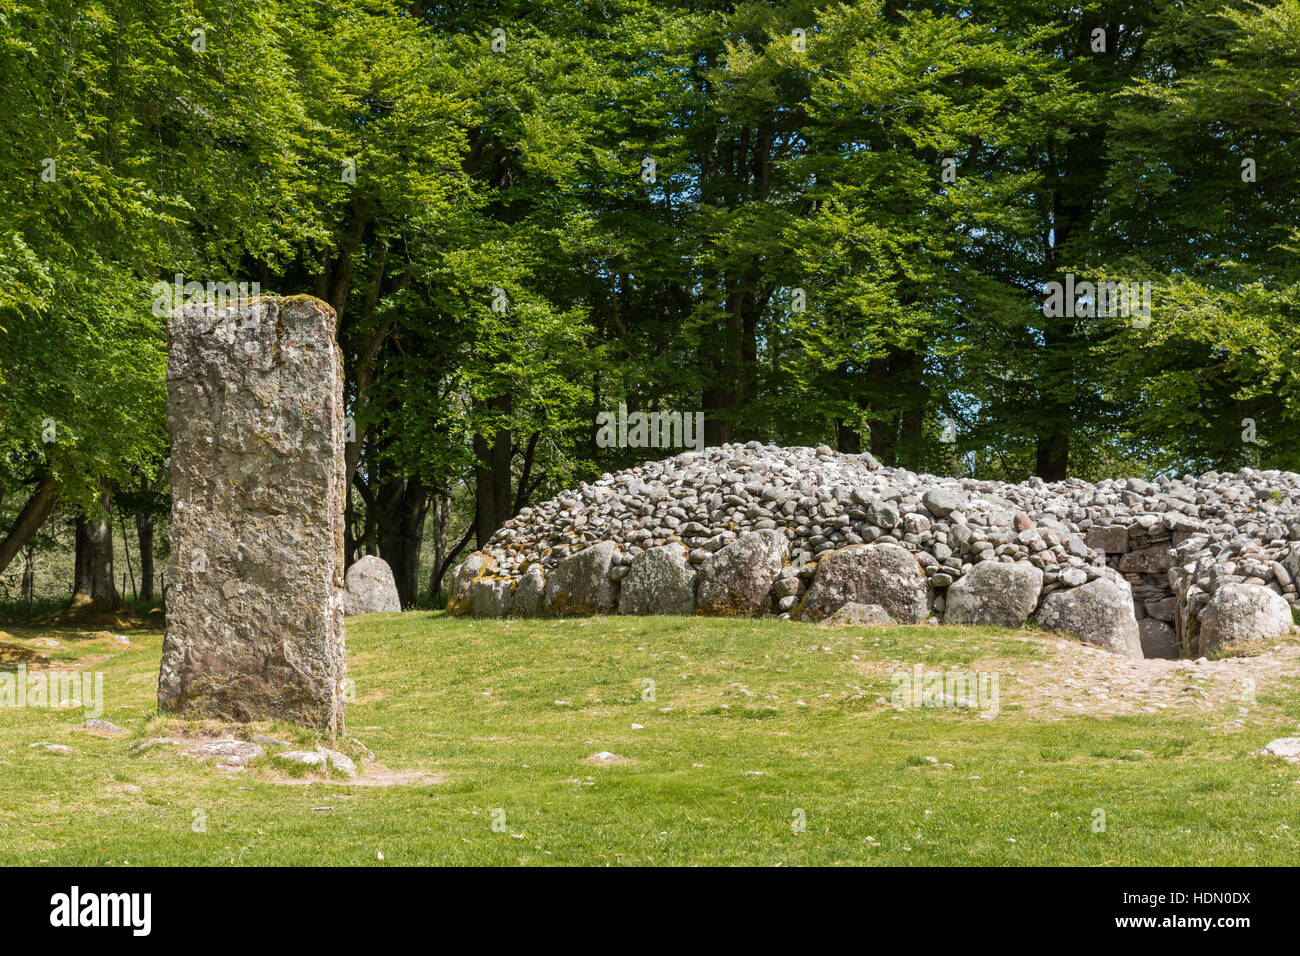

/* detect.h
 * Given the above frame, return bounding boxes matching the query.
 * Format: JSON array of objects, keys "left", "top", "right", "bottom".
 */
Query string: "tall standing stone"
[{"left": 158, "top": 297, "right": 347, "bottom": 732}]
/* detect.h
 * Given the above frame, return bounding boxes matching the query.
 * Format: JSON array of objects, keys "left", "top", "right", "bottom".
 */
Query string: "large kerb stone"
[{"left": 158, "top": 297, "right": 347, "bottom": 732}]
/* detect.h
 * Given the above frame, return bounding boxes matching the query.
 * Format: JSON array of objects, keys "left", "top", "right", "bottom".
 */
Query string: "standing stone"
[
  {"left": 343, "top": 555, "right": 401, "bottom": 615},
  {"left": 158, "top": 297, "right": 346, "bottom": 732}
]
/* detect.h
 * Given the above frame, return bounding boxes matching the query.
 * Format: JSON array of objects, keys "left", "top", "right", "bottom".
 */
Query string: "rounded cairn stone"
[
  {"left": 541, "top": 541, "right": 619, "bottom": 616},
  {"left": 922, "top": 488, "right": 964, "bottom": 517},
  {"left": 513, "top": 564, "right": 546, "bottom": 617},
  {"left": 618, "top": 545, "right": 697, "bottom": 616},
  {"left": 696, "top": 530, "right": 788, "bottom": 617},
  {"left": 1035, "top": 577, "right": 1142, "bottom": 658},
  {"left": 944, "top": 561, "right": 1042, "bottom": 628},
  {"left": 799, "top": 544, "right": 929, "bottom": 624},
  {"left": 1199, "top": 582, "right": 1293, "bottom": 653}
]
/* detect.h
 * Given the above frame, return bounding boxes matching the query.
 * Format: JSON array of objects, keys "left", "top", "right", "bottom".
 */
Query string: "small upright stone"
[
  {"left": 343, "top": 555, "right": 401, "bottom": 615},
  {"left": 1199, "top": 583, "right": 1292, "bottom": 654},
  {"left": 1035, "top": 577, "right": 1142, "bottom": 658},
  {"left": 158, "top": 297, "right": 346, "bottom": 732}
]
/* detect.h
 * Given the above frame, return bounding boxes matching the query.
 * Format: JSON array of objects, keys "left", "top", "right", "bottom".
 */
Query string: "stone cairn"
[
  {"left": 449, "top": 442, "right": 1300, "bottom": 659},
  {"left": 158, "top": 296, "right": 348, "bottom": 732}
]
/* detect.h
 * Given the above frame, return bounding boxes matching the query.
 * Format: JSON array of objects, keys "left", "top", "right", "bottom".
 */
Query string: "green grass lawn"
[{"left": 1, "top": 612, "right": 1298, "bottom": 866}]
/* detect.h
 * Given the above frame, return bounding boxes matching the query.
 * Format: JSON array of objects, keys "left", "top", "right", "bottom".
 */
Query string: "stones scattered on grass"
[
  {"left": 586, "top": 751, "right": 626, "bottom": 762},
  {"left": 347, "top": 737, "right": 376, "bottom": 763},
  {"left": 275, "top": 747, "right": 357, "bottom": 777},
  {"left": 317, "top": 747, "right": 357, "bottom": 777},
  {"left": 276, "top": 751, "right": 326, "bottom": 769},
  {"left": 75, "top": 719, "right": 130, "bottom": 738},
  {"left": 176, "top": 738, "right": 265, "bottom": 768},
  {"left": 28, "top": 742, "right": 70, "bottom": 752},
  {"left": 818, "top": 603, "right": 895, "bottom": 628},
  {"left": 1259, "top": 738, "right": 1300, "bottom": 762}
]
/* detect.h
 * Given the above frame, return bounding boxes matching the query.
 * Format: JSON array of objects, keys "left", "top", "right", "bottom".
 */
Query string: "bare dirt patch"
[
  {"left": 271, "top": 766, "right": 443, "bottom": 787},
  {"left": 0, "top": 643, "right": 50, "bottom": 665},
  {"left": 858, "top": 631, "right": 1300, "bottom": 725}
]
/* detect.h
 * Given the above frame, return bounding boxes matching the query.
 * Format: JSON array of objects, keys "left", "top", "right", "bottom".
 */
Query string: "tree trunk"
[
  {"left": 377, "top": 477, "right": 430, "bottom": 607},
  {"left": 135, "top": 510, "right": 155, "bottom": 602},
  {"left": 473, "top": 394, "right": 513, "bottom": 547},
  {"left": 866, "top": 357, "right": 898, "bottom": 465},
  {"left": 70, "top": 484, "right": 119, "bottom": 612},
  {"left": 428, "top": 493, "right": 451, "bottom": 594},
  {"left": 1035, "top": 430, "right": 1070, "bottom": 482},
  {"left": 0, "top": 470, "right": 56, "bottom": 577},
  {"left": 896, "top": 350, "right": 927, "bottom": 472},
  {"left": 835, "top": 418, "right": 862, "bottom": 454},
  {"left": 431, "top": 522, "right": 474, "bottom": 602},
  {"left": 21, "top": 543, "right": 35, "bottom": 617}
]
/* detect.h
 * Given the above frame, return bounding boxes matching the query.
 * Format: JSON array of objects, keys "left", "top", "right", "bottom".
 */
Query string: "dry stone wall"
[{"left": 451, "top": 443, "right": 1300, "bottom": 659}]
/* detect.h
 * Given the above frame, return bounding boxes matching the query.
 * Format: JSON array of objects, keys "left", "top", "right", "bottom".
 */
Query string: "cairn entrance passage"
[
  {"left": 157, "top": 296, "right": 347, "bottom": 732},
  {"left": 449, "top": 443, "right": 1300, "bottom": 661}
]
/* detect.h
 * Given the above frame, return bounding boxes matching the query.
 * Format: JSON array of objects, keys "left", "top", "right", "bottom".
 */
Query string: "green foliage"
[{"left": 2, "top": 0, "right": 1299, "bottom": 564}]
